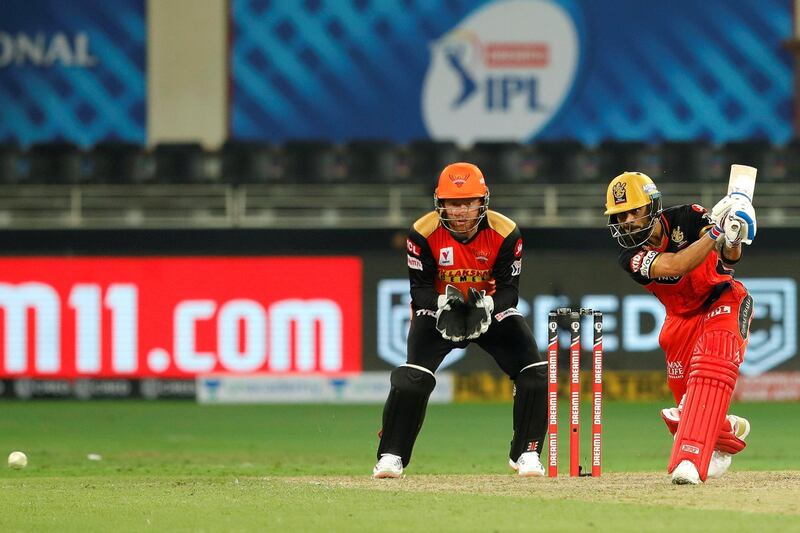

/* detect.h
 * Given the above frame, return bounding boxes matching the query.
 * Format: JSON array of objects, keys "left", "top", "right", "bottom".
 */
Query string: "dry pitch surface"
[{"left": 288, "top": 471, "right": 800, "bottom": 516}]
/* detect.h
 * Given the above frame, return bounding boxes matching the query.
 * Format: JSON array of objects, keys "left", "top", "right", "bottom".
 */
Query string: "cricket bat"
[
  {"left": 727, "top": 164, "right": 757, "bottom": 202},
  {"left": 726, "top": 164, "right": 757, "bottom": 243}
]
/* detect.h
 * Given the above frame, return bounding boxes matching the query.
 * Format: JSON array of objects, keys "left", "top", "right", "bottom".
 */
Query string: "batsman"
[
  {"left": 605, "top": 169, "right": 756, "bottom": 484},
  {"left": 373, "top": 162, "right": 548, "bottom": 479}
]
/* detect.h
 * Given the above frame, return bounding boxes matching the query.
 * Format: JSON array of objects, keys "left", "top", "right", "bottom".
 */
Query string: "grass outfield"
[{"left": 0, "top": 401, "right": 798, "bottom": 531}]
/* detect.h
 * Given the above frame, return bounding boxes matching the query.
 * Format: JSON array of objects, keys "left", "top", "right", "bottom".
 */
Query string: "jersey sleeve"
[
  {"left": 407, "top": 228, "right": 439, "bottom": 310},
  {"left": 686, "top": 204, "right": 715, "bottom": 240},
  {"left": 491, "top": 225, "right": 522, "bottom": 312},
  {"left": 618, "top": 247, "right": 658, "bottom": 286}
]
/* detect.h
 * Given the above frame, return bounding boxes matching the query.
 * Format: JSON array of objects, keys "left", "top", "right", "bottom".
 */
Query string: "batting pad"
[{"left": 668, "top": 331, "right": 741, "bottom": 481}]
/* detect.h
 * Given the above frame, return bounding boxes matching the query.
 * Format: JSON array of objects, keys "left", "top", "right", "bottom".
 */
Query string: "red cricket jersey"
[
  {"left": 406, "top": 210, "right": 523, "bottom": 314},
  {"left": 618, "top": 204, "right": 737, "bottom": 316}
]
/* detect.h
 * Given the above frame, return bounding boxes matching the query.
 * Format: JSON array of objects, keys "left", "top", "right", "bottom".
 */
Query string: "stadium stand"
[{"left": 1, "top": 139, "right": 797, "bottom": 229}]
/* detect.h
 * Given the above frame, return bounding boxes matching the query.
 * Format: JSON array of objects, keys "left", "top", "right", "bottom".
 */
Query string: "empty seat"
[
  {"left": 281, "top": 140, "right": 344, "bottom": 183},
  {"left": 344, "top": 139, "right": 399, "bottom": 183},
  {"left": 759, "top": 138, "right": 800, "bottom": 183},
  {"left": 87, "top": 141, "right": 152, "bottom": 184},
  {"left": 28, "top": 141, "right": 84, "bottom": 184},
  {"left": 153, "top": 142, "right": 218, "bottom": 184},
  {"left": 535, "top": 140, "right": 600, "bottom": 183},
  {"left": 661, "top": 141, "right": 725, "bottom": 182},
  {"left": 599, "top": 140, "right": 663, "bottom": 181},
  {"left": 221, "top": 140, "right": 280, "bottom": 184},
  {"left": 466, "top": 141, "right": 524, "bottom": 183},
  {"left": 0, "top": 142, "right": 27, "bottom": 184},
  {"left": 404, "top": 140, "right": 461, "bottom": 186}
]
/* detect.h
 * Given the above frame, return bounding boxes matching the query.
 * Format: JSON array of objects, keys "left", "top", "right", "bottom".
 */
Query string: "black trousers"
[{"left": 406, "top": 312, "right": 542, "bottom": 377}]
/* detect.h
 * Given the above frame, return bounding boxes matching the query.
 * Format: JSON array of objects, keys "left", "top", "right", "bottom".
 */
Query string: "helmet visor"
[
  {"left": 436, "top": 196, "right": 489, "bottom": 234},
  {"left": 607, "top": 197, "right": 662, "bottom": 248}
]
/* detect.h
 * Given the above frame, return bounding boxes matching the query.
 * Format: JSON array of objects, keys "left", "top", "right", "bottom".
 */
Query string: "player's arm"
[
  {"left": 718, "top": 240, "right": 742, "bottom": 264},
  {"left": 407, "top": 229, "right": 438, "bottom": 310},
  {"left": 647, "top": 236, "right": 717, "bottom": 278},
  {"left": 490, "top": 225, "right": 522, "bottom": 312}
]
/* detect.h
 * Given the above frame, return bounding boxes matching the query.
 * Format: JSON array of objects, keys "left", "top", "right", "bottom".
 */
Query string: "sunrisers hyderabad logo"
[
  {"left": 613, "top": 181, "right": 628, "bottom": 205},
  {"left": 421, "top": 0, "right": 580, "bottom": 145},
  {"left": 449, "top": 172, "right": 470, "bottom": 187}
]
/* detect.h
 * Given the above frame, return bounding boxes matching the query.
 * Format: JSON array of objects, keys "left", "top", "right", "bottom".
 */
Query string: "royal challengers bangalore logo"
[
  {"left": 613, "top": 181, "right": 627, "bottom": 205},
  {"left": 671, "top": 227, "right": 685, "bottom": 245}
]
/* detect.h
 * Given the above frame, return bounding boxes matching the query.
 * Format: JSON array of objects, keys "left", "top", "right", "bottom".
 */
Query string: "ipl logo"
[
  {"left": 739, "top": 278, "right": 797, "bottom": 376},
  {"left": 377, "top": 280, "right": 466, "bottom": 368},
  {"left": 421, "top": 0, "right": 580, "bottom": 145}
]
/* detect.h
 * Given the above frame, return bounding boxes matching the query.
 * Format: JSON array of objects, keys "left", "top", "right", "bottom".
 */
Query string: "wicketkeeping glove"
[
  {"left": 435, "top": 284, "right": 467, "bottom": 342},
  {"left": 464, "top": 288, "right": 494, "bottom": 340}
]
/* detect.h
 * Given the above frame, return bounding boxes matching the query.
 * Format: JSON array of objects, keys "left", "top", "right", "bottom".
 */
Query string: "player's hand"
[
  {"left": 710, "top": 195, "right": 737, "bottom": 225},
  {"left": 435, "top": 285, "right": 467, "bottom": 341},
  {"left": 464, "top": 288, "right": 494, "bottom": 340},
  {"left": 727, "top": 199, "right": 756, "bottom": 245}
]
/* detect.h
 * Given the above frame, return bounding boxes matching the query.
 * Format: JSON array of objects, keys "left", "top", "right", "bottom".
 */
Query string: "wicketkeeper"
[
  {"left": 605, "top": 171, "right": 754, "bottom": 484},
  {"left": 373, "top": 162, "right": 548, "bottom": 478}
]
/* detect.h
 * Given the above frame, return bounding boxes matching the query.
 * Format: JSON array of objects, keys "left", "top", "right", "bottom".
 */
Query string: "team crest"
[
  {"left": 448, "top": 173, "right": 469, "bottom": 187},
  {"left": 613, "top": 181, "right": 627, "bottom": 205},
  {"left": 671, "top": 227, "right": 685, "bottom": 245}
]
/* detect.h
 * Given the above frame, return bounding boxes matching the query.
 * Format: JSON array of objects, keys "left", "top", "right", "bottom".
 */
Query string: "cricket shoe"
[
  {"left": 671, "top": 460, "right": 701, "bottom": 485},
  {"left": 373, "top": 454, "right": 403, "bottom": 479},
  {"left": 708, "top": 415, "right": 751, "bottom": 480},
  {"left": 508, "top": 451, "right": 545, "bottom": 477}
]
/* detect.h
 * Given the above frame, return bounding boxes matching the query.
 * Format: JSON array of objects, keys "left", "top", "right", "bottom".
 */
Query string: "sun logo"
[
  {"left": 612, "top": 181, "right": 627, "bottom": 204},
  {"left": 449, "top": 173, "right": 469, "bottom": 187}
]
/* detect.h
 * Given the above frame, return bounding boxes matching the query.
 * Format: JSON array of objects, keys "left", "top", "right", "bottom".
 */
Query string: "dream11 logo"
[{"left": 421, "top": 0, "right": 580, "bottom": 145}]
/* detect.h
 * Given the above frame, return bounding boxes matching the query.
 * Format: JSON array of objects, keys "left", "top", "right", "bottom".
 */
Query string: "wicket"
[{"left": 547, "top": 307, "right": 603, "bottom": 477}]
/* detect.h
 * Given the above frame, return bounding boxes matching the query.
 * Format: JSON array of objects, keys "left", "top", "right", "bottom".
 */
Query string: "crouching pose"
[
  {"left": 373, "top": 162, "right": 548, "bottom": 479},
  {"left": 604, "top": 171, "right": 754, "bottom": 484}
]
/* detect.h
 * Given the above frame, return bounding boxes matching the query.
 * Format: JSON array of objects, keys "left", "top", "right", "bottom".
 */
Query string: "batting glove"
[{"left": 727, "top": 199, "right": 756, "bottom": 245}]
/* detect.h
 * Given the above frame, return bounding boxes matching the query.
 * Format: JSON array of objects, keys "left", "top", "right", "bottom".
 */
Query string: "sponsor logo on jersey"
[
  {"left": 415, "top": 308, "right": 436, "bottom": 318},
  {"left": 439, "top": 247, "right": 454, "bottom": 266},
  {"left": 438, "top": 268, "right": 492, "bottom": 283},
  {"left": 738, "top": 294, "right": 753, "bottom": 340},
  {"left": 639, "top": 250, "right": 659, "bottom": 278},
  {"left": 407, "top": 239, "right": 421, "bottom": 256},
  {"left": 514, "top": 239, "right": 523, "bottom": 257},
  {"left": 494, "top": 307, "right": 522, "bottom": 322},
  {"left": 691, "top": 204, "right": 707, "bottom": 213},
  {"left": 511, "top": 259, "right": 522, "bottom": 276},
  {"left": 667, "top": 361, "right": 684, "bottom": 379},
  {"left": 630, "top": 251, "right": 645, "bottom": 272},
  {"left": 407, "top": 255, "right": 423, "bottom": 271},
  {"left": 707, "top": 304, "right": 731, "bottom": 319},
  {"left": 475, "top": 249, "right": 490, "bottom": 264}
]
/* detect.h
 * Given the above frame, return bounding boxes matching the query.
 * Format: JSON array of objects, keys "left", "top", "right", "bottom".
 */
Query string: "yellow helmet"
[
  {"left": 605, "top": 172, "right": 662, "bottom": 248},
  {"left": 604, "top": 172, "right": 660, "bottom": 215}
]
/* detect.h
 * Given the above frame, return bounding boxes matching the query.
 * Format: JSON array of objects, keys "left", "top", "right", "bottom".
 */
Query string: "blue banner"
[
  {"left": 231, "top": 0, "right": 792, "bottom": 145},
  {"left": 0, "top": 0, "right": 146, "bottom": 146}
]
